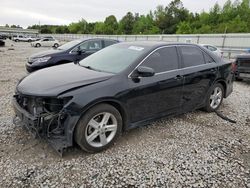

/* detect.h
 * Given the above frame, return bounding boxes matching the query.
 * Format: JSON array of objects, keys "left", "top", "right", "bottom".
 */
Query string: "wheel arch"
[
  {"left": 214, "top": 79, "right": 227, "bottom": 98},
  {"left": 71, "top": 98, "right": 129, "bottom": 143}
]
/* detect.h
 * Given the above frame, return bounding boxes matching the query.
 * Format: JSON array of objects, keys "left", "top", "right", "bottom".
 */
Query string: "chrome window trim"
[{"left": 128, "top": 44, "right": 216, "bottom": 78}]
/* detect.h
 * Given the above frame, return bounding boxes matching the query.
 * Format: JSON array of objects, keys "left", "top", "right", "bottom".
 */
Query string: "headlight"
[{"left": 33, "top": 56, "right": 51, "bottom": 63}]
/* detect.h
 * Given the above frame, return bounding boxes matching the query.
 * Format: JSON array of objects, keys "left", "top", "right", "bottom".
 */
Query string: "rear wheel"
[
  {"left": 75, "top": 104, "right": 122, "bottom": 153},
  {"left": 204, "top": 83, "right": 224, "bottom": 112},
  {"left": 35, "top": 43, "right": 41, "bottom": 47},
  {"left": 15, "top": 39, "right": 19, "bottom": 42},
  {"left": 54, "top": 43, "right": 59, "bottom": 48}
]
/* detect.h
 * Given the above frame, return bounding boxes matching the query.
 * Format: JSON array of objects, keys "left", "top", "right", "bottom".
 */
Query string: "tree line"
[{"left": 26, "top": 0, "right": 250, "bottom": 34}]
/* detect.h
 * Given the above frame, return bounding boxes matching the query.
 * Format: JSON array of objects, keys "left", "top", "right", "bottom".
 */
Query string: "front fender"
[{"left": 64, "top": 97, "right": 129, "bottom": 147}]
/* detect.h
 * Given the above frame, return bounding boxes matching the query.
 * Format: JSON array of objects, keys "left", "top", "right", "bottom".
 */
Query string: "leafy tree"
[
  {"left": 93, "top": 22, "right": 105, "bottom": 34},
  {"left": 133, "top": 14, "right": 160, "bottom": 34},
  {"left": 103, "top": 15, "right": 118, "bottom": 34},
  {"left": 119, "top": 12, "right": 135, "bottom": 34},
  {"left": 68, "top": 19, "right": 88, "bottom": 34},
  {"left": 176, "top": 21, "right": 192, "bottom": 34}
]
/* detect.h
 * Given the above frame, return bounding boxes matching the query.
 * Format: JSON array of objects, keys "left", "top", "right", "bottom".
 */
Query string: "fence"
[{"left": 41, "top": 33, "right": 250, "bottom": 59}]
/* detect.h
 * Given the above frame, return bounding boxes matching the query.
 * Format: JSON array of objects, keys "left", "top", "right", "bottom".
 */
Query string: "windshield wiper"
[{"left": 81, "top": 65, "right": 100, "bottom": 72}]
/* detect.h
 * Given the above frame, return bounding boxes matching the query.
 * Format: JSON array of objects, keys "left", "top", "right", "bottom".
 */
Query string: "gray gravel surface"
[{"left": 0, "top": 40, "right": 250, "bottom": 187}]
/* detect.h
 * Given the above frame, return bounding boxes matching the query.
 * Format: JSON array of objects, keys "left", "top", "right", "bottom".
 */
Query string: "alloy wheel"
[
  {"left": 85, "top": 112, "right": 118, "bottom": 148},
  {"left": 209, "top": 86, "right": 223, "bottom": 109}
]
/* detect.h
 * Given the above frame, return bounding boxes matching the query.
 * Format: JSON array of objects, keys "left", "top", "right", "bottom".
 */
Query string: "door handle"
[
  {"left": 210, "top": 68, "right": 217, "bottom": 72},
  {"left": 174, "top": 75, "right": 183, "bottom": 80}
]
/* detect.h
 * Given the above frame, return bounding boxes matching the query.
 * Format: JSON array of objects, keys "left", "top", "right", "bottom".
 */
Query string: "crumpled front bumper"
[{"left": 12, "top": 96, "right": 71, "bottom": 156}]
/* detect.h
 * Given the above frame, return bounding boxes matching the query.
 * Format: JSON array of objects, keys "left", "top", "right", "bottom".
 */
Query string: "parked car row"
[{"left": 13, "top": 39, "right": 235, "bottom": 155}]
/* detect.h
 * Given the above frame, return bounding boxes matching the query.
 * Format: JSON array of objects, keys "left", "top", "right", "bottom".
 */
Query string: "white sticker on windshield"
[{"left": 128, "top": 46, "right": 144, "bottom": 51}]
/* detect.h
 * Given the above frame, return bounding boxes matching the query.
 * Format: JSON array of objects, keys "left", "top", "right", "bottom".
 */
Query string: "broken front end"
[{"left": 13, "top": 93, "right": 76, "bottom": 156}]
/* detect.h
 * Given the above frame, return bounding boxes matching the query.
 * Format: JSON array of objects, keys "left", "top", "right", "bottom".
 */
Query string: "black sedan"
[
  {"left": 13, "top": 42, "right": 234, "bottom": 155},
  {"left": 26, "top": 38, "right": 119, "bottom": 72}
]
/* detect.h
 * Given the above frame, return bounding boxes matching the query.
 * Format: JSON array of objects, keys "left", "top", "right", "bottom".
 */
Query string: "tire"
[
  {"left": 54, "top": 43, "right": 59, "bottom": 48},
  {"left": 204, "top": 83, "right": 224, "bottom": 112},
  {"left": 15, "top": 39, "right": 19, "bottom": 42},
  {"left": 75, "top": 104, "right": 122, "bottom": 153},
  {"left": 28, "top": 39, "right": 31, "bottom": 42},
  {"left": 35, "top": 43, "right": 41, "bottom": 47}
]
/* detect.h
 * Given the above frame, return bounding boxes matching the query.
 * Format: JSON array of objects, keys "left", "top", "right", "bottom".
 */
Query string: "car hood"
[
  {"left": 29, "top": 49, "right": 64, "bottom": 59},
  {"left": 17, "top": 63, "right": 114, "bottom": 97}
]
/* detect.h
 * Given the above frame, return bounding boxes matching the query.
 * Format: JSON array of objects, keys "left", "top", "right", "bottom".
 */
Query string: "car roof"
[
  {"left": 113, "top": 41, "right": 204, "bottom": 49},
  {"left": 112, "top": 41, "right": 222, "bottom": 63},
  {"left": 76, "top": 38, "right": 119, "bottom": 42}
]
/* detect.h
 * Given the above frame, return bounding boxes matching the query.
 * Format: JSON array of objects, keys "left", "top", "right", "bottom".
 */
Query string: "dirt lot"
[{"left": 0, "top": 40, "right": 250, "bottom": 187}]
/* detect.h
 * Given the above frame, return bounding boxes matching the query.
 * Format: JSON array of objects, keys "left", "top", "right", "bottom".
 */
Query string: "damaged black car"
[{"left": 13, "top": 42, "right": 234, "bottom": 155}]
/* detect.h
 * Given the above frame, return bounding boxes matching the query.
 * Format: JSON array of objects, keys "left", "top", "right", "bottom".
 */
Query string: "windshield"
[
  {"left": 57, "top": 39, "right": 82, "bottom": 50},
  {"left": 79, "top": 44, "right": 146, "bottom": 73}
]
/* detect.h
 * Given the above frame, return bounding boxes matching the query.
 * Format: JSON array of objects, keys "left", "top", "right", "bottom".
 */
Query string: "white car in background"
[
  {"left": 13, "top": 35, "right": 39, "bottom": 42},
  {"left": 200, "top": 44, "right": 222, "bottom": 57},
  {"left": 31, "top": 38, "right": 60, "bottom": 48}
]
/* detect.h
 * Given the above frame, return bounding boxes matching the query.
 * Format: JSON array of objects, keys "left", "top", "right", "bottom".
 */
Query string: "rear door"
[
  {"left": 41, "top": 38, "right": 49, "bottom": 46},
  {"left": 127, "top": 46, "right": 184, "bottom": 123},
  {"left": 178, "top": 45, "right": 218, "bottom": 112}
]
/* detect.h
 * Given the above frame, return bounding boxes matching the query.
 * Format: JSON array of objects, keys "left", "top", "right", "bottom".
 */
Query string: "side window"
[
  {"left": 203, "top": 52, "right": 215, "bottom": 64},
  {"left": 72, "top": 40, "right": 102, "bottom": 53},
  {"left": 104, "top": 40, "right": 117, "bottom": 47},
  {"left": 180, "top": 46, "right": 205, "bottom": 67},
  {"left": 78, "top": 42, "right": 88, "bottom": 51},
  {"left": 141, "top": 47, "right": 179, "bottom": 73},
  {"left": 43, "top": 39, "right": 49, "bottom": 41},
  {"left": 207, "top": 45, "right": 217, "bottom": 51},
  {"left": 87, "top": 40, "right": 101, "bottom": 50}
]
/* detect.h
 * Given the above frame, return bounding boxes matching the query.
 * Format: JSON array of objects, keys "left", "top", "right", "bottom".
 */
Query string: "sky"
[{"left": 0, "top": 0, "right": 229, "bottom": 28}]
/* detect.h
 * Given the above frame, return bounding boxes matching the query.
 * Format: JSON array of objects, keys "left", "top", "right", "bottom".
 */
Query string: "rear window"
[
  {"left": 180, "top": 46, "right": 205, "bottom": 67},
  {"left": 104, "top": 40, "right": 117, "bottom": 47}
]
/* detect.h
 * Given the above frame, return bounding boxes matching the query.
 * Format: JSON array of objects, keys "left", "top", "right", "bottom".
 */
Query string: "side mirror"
[
  {"left": 77, "top": 47, "right": 85, "bottom": 55},
  {"left": 137, "top": 66, "right": 155, "bottom": 77}
]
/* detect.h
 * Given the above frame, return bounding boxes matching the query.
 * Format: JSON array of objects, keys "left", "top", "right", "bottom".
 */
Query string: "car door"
[
  {"left": 41, "top": 38, "right": 49, "bottom": 46},
  {"left": 127, "top": 46, "right": 184, "bottom": 123},
  {"left": 48, "top": 38, "right": 55, "bottom": 47},
  {"left": 178, "top": 45, "right": 218, "bottom": 112}
]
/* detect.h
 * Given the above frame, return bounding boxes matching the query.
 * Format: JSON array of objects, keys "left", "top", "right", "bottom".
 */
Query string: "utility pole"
[{"left": 39, "top": 21, "right": 40, "bottom": 35}]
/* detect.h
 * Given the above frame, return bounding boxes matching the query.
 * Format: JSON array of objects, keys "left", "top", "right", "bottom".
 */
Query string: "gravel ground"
[{"left": 0, "top": 40, "right": 250, "bottom": 187}]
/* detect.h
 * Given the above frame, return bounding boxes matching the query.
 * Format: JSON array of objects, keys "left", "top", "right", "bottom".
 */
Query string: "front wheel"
[
  {"left": 204, "top": 83, "right": 224, "bottom": 112},
  {"left": 75, "top": 104, "right": 122, "bottom": 153},
  {"left": 54, "top": 43, "right": 59, "bottom": 48},
  {"left": 35, "top": 43, "right": 41, "bottom": 47}
]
